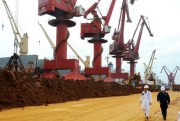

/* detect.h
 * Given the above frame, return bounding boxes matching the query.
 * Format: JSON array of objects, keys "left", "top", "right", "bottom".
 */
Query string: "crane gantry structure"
[
  {"left": 2, "top": 0, "right": 28, "bottom": 55},
  {"left": 38, "top": 22, "right": 90, "bottom": 68},
  {"left": 143, "top": 49, "right": 156, "bottom": 85},
  {"left": 2, "top": 0, "right": 27, "bottom": 73},
  {"left": 161, "top": 66, "right": 180, "bottom": 86},
  {"left": 81, "top": 0, "right": 116, "bottom": 82},
  {"left": 38, "top": 0, "right": 86, "bottom": 80},
  {"left": 109, "top": 0, "right": 133, "bottom": 80},
  {"left": 123, "top": 15, "right": 153, "bottom": 76}
]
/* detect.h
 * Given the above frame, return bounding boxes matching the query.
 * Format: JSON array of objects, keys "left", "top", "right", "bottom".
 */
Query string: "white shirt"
[
  {"left": 178, "top": 112, "right": 180, "bottom": 121},
  {"left": 140, "top": 91, "right": 152, "bottom": 104}
]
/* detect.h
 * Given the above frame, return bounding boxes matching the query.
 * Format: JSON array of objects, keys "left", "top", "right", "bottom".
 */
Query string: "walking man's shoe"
[
  {"left": 146, "top": 116, "right": 148, "bottom": 119},
  {"left": 163, "top": 117, "right": 166, "bottom": 120}
]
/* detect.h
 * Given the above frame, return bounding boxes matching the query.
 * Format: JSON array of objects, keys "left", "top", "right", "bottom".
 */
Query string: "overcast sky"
[{"left": 0, "top": 0, "right": 180, "bottom": 84}]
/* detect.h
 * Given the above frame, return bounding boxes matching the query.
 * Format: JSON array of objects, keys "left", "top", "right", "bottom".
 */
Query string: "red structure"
[
  {"left": 123, "top": 15, "right": 153, "bottom": 76},
  {"left": 161, "top": 66, "right": 180, "bottom": 86},
  {"left": 81, "top": 0, "right": 116, "bottom": 82},
  {"left": 109, "top": 0, "right": 132, "bottom": 80},
  {"left": 38, "top": 0, "right": 86, "bottom": 80}
]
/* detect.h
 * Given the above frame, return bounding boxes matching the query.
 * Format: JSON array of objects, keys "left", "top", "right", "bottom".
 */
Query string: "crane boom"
[
  {"left": 160, "top": 66, "right": 169, "bottom": 76},
  {"left": 147, "top": 49, "right": 156, "bottom": 74},
  {"left": 125, "top": 0, "right": 132, "bottom": 23},
  {"left": 38, "top": 22, "right": 55, "bottom": 49},
  {"left": 102, "top": 0, "right": 116, "bottom": 33},
  {"left": 67, "top": 43, "right": 90, "bottom": 68},
  {"left": 123, "top": 15, "right": 153, "bottom": 60},
  {"left": 173, "top": 66, "right": 179, "bottom": 73},
  {"left": 161, "top": 66, "right": 180, "bottom": 86},
  {"left": 174, "top": 66, "right": 180, "bottom": 77},
  {"left": 2, "top": 0, "right": 28, "bottom": 55},
  {"left": 83, "top": 2, "right": 99, "bottom": 19},
  {"left": 133, "top": 15, "right": 153, "bottom": 56},
  {"left": 103, "top": 0, "right": 116, "bottom": 26},
  {"left": 144, "top": 49, "right": 156, "bottom": 82},
  {"left": 110, "top": 0, "right": 132, "bottom": 55},
  {"left": 38, "top": 22, "right": 90, "bottom": 68},
  {"left": 81, "top": 0, "right": 116, "bottom": 39},
  {"left": 117, "top": 0, "right": 131, "bottom": 47}
]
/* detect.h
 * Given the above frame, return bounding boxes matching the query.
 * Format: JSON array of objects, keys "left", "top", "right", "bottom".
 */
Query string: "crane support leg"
[
  {"left": 130, "top": 61, "right": 136, "bottom": 76},
  {"left": 111, "top": 57, "right": 128, "bottom": 80},
  {"left": 93, "top": 42, "right": 102, "bottom": 68},
  {"left": 84, "top": 39, "right": 113, "bottom": 82},
  {"left": 116, "top": 57, "right": 121, "bottom": 73},
  {"left": 55, "top": 24, "right": 68, "bottom": 60},
  {"left": 42, "top": 19, "right": 85, "bottom": 80}
]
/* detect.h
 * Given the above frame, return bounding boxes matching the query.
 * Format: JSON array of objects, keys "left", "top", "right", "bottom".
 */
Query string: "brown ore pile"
[{"left": 0, "top": 70, "right": 157, "bottom": 110}]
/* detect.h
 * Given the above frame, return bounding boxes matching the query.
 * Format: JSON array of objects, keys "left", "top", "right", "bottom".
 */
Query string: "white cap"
[
  {"left": 161, "top": 86, "right": 165, "bottom": 91},
  {"left": 144, "top": 85, "right": 149, "bottom": 88}
]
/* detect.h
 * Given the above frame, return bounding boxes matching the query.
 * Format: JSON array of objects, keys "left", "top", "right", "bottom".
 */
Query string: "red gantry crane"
[
  {"left": 109, "top": 0, "right": 132, "bottom": 80},
  {"left": 161, "top": 66, "right": 180, "bottom": 86},
  {"left": 123, "top": 15, "right": 153, "bottom": 76},
  {"left": 38, "top": 0, "right": 86, "bottom": 80},
  {"left": 38, "top": 22, "right": 90, "bottom": 68},
  {"left": 81, "top": 0, "right": 116, "bottom": 82}
]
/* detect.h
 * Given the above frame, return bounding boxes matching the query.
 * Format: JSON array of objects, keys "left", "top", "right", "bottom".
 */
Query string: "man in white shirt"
[
  {"left": 140, "top": 85, "right": 152, "bottom": 119},
  {"left": 178, "top": 112, "right": 180, "bottom": 121}
]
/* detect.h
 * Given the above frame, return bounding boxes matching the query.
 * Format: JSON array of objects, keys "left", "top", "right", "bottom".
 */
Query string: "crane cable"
[
  {"left": 15, "top": 0, "right": 19, "bottom": 27},
  {"left": 131, "top": 0, "right": 136, "bottom": 34},
  {"left": 15, "top": 0, "right": 19, "bottom": 54},
  {"left": 1, "top": 1, "right": 4, "bottom": 30}
]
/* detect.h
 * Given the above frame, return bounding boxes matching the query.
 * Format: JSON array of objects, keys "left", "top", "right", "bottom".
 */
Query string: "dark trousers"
[{"left": 160, "top": 103, "right": 168, "bottom": 118}]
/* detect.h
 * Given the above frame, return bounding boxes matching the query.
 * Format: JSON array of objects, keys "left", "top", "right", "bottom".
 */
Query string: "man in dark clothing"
[{"left": 157, "top": 86, "right": 170, "bottom": 120}]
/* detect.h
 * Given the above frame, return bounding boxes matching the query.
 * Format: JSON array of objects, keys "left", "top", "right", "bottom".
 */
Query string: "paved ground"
[{"left": 0, "top": 91, "right": 179, "bottom": 121}]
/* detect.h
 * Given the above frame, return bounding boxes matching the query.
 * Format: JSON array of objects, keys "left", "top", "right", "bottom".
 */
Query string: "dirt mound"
[{"left": 0, "top": 70, "right": 156, "bottom": 110}]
